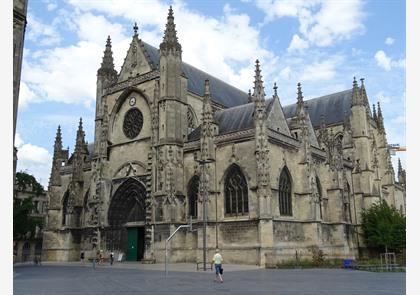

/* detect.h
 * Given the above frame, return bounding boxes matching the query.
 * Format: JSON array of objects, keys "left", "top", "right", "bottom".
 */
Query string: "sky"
[{"left": 16, "top": 0, "right": 406, "bottom": 188}]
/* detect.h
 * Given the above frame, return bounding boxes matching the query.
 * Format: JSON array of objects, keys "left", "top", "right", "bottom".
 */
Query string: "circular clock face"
[{"left": 129, "top": 97, "right": 136, "bottom": 106}]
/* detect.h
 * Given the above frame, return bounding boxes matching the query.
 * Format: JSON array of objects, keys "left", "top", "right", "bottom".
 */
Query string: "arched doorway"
[{"left": 107, "top": 178, "right": 146, "bottom": 261}]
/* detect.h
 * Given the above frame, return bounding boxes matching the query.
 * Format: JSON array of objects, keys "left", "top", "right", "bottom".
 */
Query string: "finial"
[
  {"left": 160, "top": 5, "right": 181, "bottom": 52},
  {"left": 204, "top": 79, "right": 210, "bottom": 96},
  {"left": 252, "top": 59, "right": 264, "bottom": 99},
  {"left": 360, "top": 77, "right": 365, "bottom": 86},
  {"left": 133, "top": 22, "right": 139, "bottom": 36},
  {"left": 273, "top": 82, "right": 278, "bottom": 97},
  {"left": 106, "top": 35, "right": 111, "bottom": 46},
  {"left": 297, "top": 82, "right": 303, "bottom": 100},
  {"left": 372, "top": 104, "right": 377, "bottom": 120},
  {"left": 353, "top": 76, "right": 358, "bottom": 88}
]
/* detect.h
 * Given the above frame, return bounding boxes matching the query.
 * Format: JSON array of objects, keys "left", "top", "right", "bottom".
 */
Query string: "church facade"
[{"left": 42, "top": 7, "right": 406, "bottom": 266}]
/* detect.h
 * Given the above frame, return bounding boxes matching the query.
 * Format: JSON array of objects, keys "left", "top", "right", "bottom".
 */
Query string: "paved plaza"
[{"left": 13, "top": 263, "right": 405, "bottom": 295}]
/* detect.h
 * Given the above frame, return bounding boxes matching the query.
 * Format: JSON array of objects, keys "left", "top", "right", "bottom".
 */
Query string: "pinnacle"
[
  {"left": 297, "top": 82, "right": 304, "bottom": 101},
  {"left": 204, "top": 79, "right": 210, "bottom": 96},
  {"left": 252, "top": 59, "right": 264, "bottom": 99},
  {"left": 99, "top": 35, "right": 116, "bottom": 74},
  {"left": 160, "top": 6, "right": 181, "bottom": 52},
  {"left": 133, "top": 22, "right": 139, "bottom": 36}
]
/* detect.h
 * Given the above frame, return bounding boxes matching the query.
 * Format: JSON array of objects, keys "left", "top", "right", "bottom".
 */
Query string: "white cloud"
[
  {"left": 65, "top": 0, "right": 277, "bottom": 89},
  {"left": 374, "top": 50, "right": 405, "bottom": 71},
  {"left": 385, "top": 37, "right": 395, "bottom": 45},
  {"left": 287, "top": 34, "right": 309, "bottom": 53},
  {"left": 255, "top": 0, "right": 365, "bottom": 49},
  {"left": 18, "top": 82, "right": 39, "bottom": 108},
  {"left": 300, "top": 57, "right": 341, "bottom": 82},
  {"left": 374, "top": 50, "right": 392, "bottom": 71},
  {"left": 15, "top": 135, "right": 52, "bottom": 188},
  {"left": 280, "top": 66, "right": 291, "bottom": 80},
  {"left": 375, "top": 91, "right": 392, "bottom": 104},
  {"left": 26, "top": 13, "right": 61, "bottom": 46}
]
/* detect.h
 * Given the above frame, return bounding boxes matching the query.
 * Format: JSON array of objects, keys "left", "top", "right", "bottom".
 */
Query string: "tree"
[
  {"left": 13, "top": 172, "right": 45, "bottom": 240},
  {"left": 361, "top": 200, "right": 405, "bottom": 253}
]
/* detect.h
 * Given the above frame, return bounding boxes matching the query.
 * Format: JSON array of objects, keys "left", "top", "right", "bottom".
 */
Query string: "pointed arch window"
[
  {"left": 225, "top": 164, "right": 248, "bottom": 216},
  {"left": 316, "top": 176, "right": 323, "bottom": 220},
  {"left": 279, "top": 167, "right": 292, "bottom": 216},
  {"left": 187, "top": 175, "right": 200, "bottom": 218},
  {"left": 187, "top": 107, "right": 197, "bottom": 134}
]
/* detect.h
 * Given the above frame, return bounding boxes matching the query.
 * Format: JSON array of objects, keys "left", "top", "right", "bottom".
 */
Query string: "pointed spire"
[
  {"left": 75, "top": 118, "right": 85, "bottom": 151},
  {"left": 204, "top": 78, "right": 210, "bottom": 96},
  {"left": 360, "top": 78, "right": 367, "bottom": 103},
  {"left": 72, "top": 118, "right": 86, "bottom": 181},
  {"left": 248, "top": 89, "right": 252, "bottom": 103},
  {"left": 203, "top": 79, "right": 214, "bottom": 122},
  {"left": 398, "top": 158, "right": 403, "bottom": 174},
  {"left": 372, "top": 103, "right": 377, "bottom": 121},
  {"left": 160, "top": 6, "right": 181, "bottom": 52},
  {"left": 98, "top": 35, "right": 117, "bottom": 77},
  {"left": 133, "top": 22, "right": 139, "bottom": 37},
  {"left": 49, "top": 125, "right": 63, "bottom": 187},
  {"left": 54, "top": 125, "right": 63, "bottom": 152},
  {"left": 296, "top": 82, "right": 305, "bottom": 118},
  {"left": 252, "top": 59, "right": 265, "bottom": 101},
  {"left": 273, "top": 82, "right": 278, "bottom": 98},
  {"left": 377, "top": 102, "right": 385, "bottom": 131},
  {"left": 351, "top": 76, "right": 362, "bottom": 106}
]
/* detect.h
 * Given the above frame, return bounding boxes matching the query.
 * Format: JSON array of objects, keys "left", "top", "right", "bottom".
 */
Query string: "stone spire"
[
  {"left": 398, "top": 158, "right": 406, "bottom": 185},
  {"left": 252, "top": 59, "right": 265, "bottom": 103},
  {"left": 203, "top": 79, "right": 213, "bottom": 121},
  {"left": 360, "top": 78, "right": 371, "bottom": 118},
  {"left": 296, "top": 82, "right": 305, "bottom": 119},
  {"left": 201, "top": 79, "right": 217, "bottom": 160},
  {"left": 377, "top": 102, "right": 385, "bottom": 132},
  {"left": 133, "top": 22, "right": 139, "bottom": 37},
  {"left": 49, "top": 125, "right": 63, "bottom": 187},
  {"left": 252, "top": 62, "right": 270, "bottom": 211},
  {"left": 98, "top": 36, "right": 117, "bottom": 77},
  {"left": 351, "top": 77, "right": 362, "bottom": 106},
  {"left": 372, "top": 104, "right": 377, "bottom": 121},
  {"left": 72, "top": 118, "right": 86, "bottom": 182},
  {"left": 160, "top": 6, "right": 182, "bottom": 53}
]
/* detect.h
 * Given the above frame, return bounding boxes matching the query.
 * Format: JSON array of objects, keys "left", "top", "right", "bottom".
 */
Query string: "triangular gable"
[
  {"left": 117, "top": 37, "right": 155, "bottom": 82},
  {"left": 266, "top": 97, "right": 291, "bottom": 136},
  {"left": 305, "top": 112, "right": 320, "bottom": 148}
]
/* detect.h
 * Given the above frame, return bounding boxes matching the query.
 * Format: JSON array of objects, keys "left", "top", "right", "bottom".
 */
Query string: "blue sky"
[{"left": 16, "top": 0, "right": 406, "bottom": 187}]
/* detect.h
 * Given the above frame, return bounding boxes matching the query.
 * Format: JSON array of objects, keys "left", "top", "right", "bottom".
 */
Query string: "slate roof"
[
  {"left": 283, "top": 89, "right": 352, "bottom": 128},
  {"left": 142, "top": 42, "right": 249, "bottom": 108},
  {"left": 188, "top": 98, "right": 274, "bottom": 141}
]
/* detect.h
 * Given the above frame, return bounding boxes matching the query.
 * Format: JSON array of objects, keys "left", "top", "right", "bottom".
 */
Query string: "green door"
[{"left": 127, "top": 227, "right": 138, "bottom": 261}]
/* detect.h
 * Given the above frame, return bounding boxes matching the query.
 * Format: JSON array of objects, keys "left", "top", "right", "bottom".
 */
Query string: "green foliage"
[
  {"left": 13, "top": 197, "right": 43, "bottom": 240},
  {"left": 15, "top": 171, "right": 44, "bottom": 195},
  {"left": 361, "top": 200, "right": 406, "bottom": 252}
]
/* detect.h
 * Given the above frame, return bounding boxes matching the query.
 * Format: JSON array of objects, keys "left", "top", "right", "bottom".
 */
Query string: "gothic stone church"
[{"left": 43, "top": 7, "right": 406, "bottom": 265}]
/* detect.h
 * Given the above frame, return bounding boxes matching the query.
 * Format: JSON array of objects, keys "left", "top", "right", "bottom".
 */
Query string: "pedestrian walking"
[
  {"left": 80, "top": 251, "right": 85, "bottom": 264},
  {"left": 212, "top": 249, "right": 224, "bottom": 283},
  {"left": 110, "top": 251, "right": 114, "bottom": 265}
]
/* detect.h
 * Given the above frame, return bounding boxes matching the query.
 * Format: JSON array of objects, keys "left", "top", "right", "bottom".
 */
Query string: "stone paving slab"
[{"left": 13, "top": 264, "right": 405, "bottom": 295}]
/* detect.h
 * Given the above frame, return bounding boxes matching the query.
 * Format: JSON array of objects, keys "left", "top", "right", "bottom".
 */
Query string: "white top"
[{"left": 213, "top": 253, "right": 223, "bottom": 264}]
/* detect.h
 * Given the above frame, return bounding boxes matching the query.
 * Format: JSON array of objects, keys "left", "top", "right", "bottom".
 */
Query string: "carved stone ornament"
[{"left": 123, "top": 108, "right": 143, "bottom": 139}]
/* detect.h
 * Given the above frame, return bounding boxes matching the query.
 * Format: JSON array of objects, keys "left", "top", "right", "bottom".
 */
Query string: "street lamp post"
[{"left": 194, "top": 158, "right": 215, "bottom": 271}]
